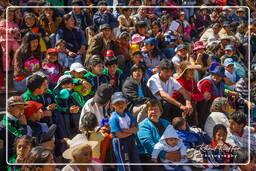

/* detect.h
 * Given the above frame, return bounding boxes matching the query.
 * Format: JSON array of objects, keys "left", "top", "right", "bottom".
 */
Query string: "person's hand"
[
  {"left": 180, "top": 105, "right": 189, "bottom": 113},
  {"left": 185, "top": 102, "right": 193, "bottom": 115},
  {"left": 152, "top": 67, "right": 159, "bottom": 74},
  {"left": 46, "top": 104, "right": 57, "bottom": 111},
  {"left": 68, "top": 51, "right": 76, "bottom": 57},
  {"left": 70, "top": 105, "right": 80, "bottom": 113},
  {"left": 246, "top": 101, "right": 254, "bottom": 110},
  {"left": 227, "top": 91, "right": 239, "bottom": 99},
  {"left": 204, "top": 92, "right": 211, "bottom": 101},
  {"left": 19, "top": 114, "right": 27, "bottom": 125},
  {"left": 152, "top": 158, "right": 158, "bottom": 163},
  {"left": 165, "top": 150, "right": 181, "bottom": 162}
]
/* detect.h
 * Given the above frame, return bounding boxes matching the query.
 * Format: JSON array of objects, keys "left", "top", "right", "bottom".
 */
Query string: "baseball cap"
[
  {"left": 175, "top": 44, "right": 186, "bottom": 53},
  {"left": 224, "top": 58, "right": 235, "bottom": 67},
  {"left": 111, "top": 92, "right": 127, "bottom": 105},
  {"left": 8, "top": 96, "right": 26, "bottom": 107},
  {"left": 47, "top": 48, "right": 58, "bottom": 54},
  {"left": 94, "top": 84, "right": 113, "bottom": 105},
  {"left": 225, "top": 45, "right": 235, "bottom": 51},
  {"left": 70, "top": 62, "right": 87, "bottom": 73},
  {"left": 24, "top": 101, "right": 43, "bottom": 117}
]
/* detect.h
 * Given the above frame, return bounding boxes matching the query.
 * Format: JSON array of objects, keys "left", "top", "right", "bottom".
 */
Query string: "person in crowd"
[
  {"left": 13, "top": 32, "right": 42, "bottom": 92},
  {"left": 137, "top": 99, "right": 182, "bottom": 171},
  {"left": 117, "top": 31, "right": 131, "bottom": 64},
  {"left": 0, "top": 8, "right": 20, "bottom": 72},
  {"left": 55, "top": 39, "right": 83, "bottom": 70},
  {"left": 151, "top": 125, "right": 191, "bottom": 171},
  {"left": 56, "top": 13, "right": 87, "bottom": 59},
  {"left": 232, "top": 148, "right": 256, "bottom": 171},
  {"left": 62, "top": 134, "right": 102, "bottom": 171},
  {"left": 21, "top": 146, "right": 56, "bottom": 171},
  {"left": 123, "top": 63, "right": 155, "bottom": 123},
  {"left": 85, "top": 24, "right": 122, "bottom": 66},
  {"left": 226, "top": 111, "right": 256, "bottom": 152},
  {"left": 70, "top": 0, "right": 88, "bottom": 31},
  {"left": 171, "top": 44, "right": 188, "bottom": 69},
  {"left": 102, "top": 55, "right": 124, "bottom": 92},
  {"left": 118, "top": 8, "right": 134, "bottom": 32},
  {"left": 202, "top": 124, "right": 232, "bottom": 171},
  {"left": 223, "top": 58, "right": 238, "bottom": 90},
  {"left": 200, "top": 23, "right": 221, "bottom": 46},
  {"left": 147, "top": 59, "right": 193, "bottom": 122},
  {"left": 134, "top": 20, "right": 150, "bottom": 38},
  {"left": 204, "top": 97, "right": 230, "bottom": 138},
  {"left": 109, "top": 92, "right": 143, "bottom": 171},
  {"left": 132, "top": 8, "right": 151, "bottom": 29},
  {"left": 195, "top": 5, "right": 211, "bottom": 34}
]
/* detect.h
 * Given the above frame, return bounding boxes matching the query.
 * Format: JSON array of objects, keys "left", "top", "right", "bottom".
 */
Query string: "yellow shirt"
[{"left": 87, "top": 131, "right": 104, "bottom": 159}]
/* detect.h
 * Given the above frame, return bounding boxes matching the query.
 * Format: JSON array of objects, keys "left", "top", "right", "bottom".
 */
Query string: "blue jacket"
[
  {"left": 176, "top": 130, "right": 198, "bottom": 149},
  {"left": 137, "top": 118, "right": 170, "bottom": 160},
  {"left": 93, "top": 11, "right": 119, "bottom": 31}
]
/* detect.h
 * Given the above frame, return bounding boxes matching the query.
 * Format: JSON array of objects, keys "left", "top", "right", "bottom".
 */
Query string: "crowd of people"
[{"left": 0, "top": 0, "right": 256, "bottom": 170}]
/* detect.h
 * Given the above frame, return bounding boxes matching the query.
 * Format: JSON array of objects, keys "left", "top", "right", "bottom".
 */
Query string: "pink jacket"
[{"left": 0, "top": 19, "right": 19, "bottom": 42}]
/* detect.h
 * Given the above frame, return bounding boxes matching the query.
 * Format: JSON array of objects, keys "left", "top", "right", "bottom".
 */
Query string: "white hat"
[
  {"left": 70, "top": 62, "right": 87, "bottom": 73},
  {"left": 63, "top": 134, "right": 98, "bottom": 160}
]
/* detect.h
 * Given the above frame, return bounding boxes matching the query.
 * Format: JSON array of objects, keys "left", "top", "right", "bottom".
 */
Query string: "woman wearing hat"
[
  {"left": 197, "top": 65, "right": 238, "bottom": 128},
  {"left": 172, "top": 61, "right": 208, "bottom": 125}
]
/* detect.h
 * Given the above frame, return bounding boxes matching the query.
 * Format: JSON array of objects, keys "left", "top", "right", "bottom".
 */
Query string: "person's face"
[
  {"left": 184, "top": 69, "right": 194, "bottom": 80},
  {"left": 9, "top": 105, "right": 25, "bottom": 119},
  {"left": 75, "top": 145, "right": 92, "bottom": 163},
  {"left": 32, "top": 109, "right": 43, "bottom": 121},
  {"left": 37, "top": 80, "right": 48, "bottom": 95},
  {"left": 214, "top": 129, "right": 227, "bottom": 144},
  {"left": 65, "top": 16, "right": 75, "bottom": 28},
  {"left": 30, "top": 39, "right": 39, "bottom": 52},
  {"left": 237, "top": 11, "right": 245, "bottom": 17},
  {"left": 180, "top": 121, "right": 187, "bottom": 130},
  {"left": 177, "top": 49, "right": 187, "bottom": 58},
  {"left": 225, "top": 64, "right": 234, "bottom": 73},
  {"left": 196, "top": 48, "right": 205, "bottom": 54},
  {"left": 132, "top": 68, "right": 143, "bottom": 82},
  {"left": 211, "top": 74, "right": 223, "bottom": 84},
  {"left": 47, "top": 53, "right": 58, "bottom": 64},
  {"left": 113, "top": 101, "right": 127, "bottom": 114},
  {"left": 139, "top": 8, "right": 147, "bottom": 17},
  {"left": 166, "top": 138, "right": 178, "bottom": 147},
  {"left": 8, "top": 11, "right": 15, "bottom": 21},
  {"left": 127, "top": 9, "right": 132, "bottom": 16},
  {"left": 106, "top": 64, "right": 118, "bottom": 75},
  {"left": 72, "top": 5, "right": 81, "bottom": 14},
  {"left": 201, "top": 9, "right": 207, "bottom": 15},
  {"left": 16, "top": 140, "right": 32, "bottom": 160},
  {"left": 71, "top": 71, "right": 84, "bottom": 79},
  {"left": 25, "top": 17, "right": 35, "bottom": 27},
  {"left": 102, "top": 29, "right": 112, "bottom": 39},
  {"left": 56, "top": 43, "right": 66, "bottom": 52},
  {"left": 152, "top": 25, "right": 160, "bottom": 34},
  {"left": 225, "top": 49, "right": 234, "bottom": 57},
  {"left": 44, "top": 8, "right": 53, "bottom": 18},
  {"left": 213, "top": 27, "right": 221, "bottom": 34},
  {"left": 160, "top": 69, "right": 173, "bottom": 81},
  {"left": 138, "top": 27, "right": 147, "bottom": 36},
  {"left": 224, "top": 26, "right": 231, "bottom": 32},
  {"left": 222, "top": 104, "right": 230, "bottom": 114},
  {"left": 147, "top": 105, "right": 161, "bottom": 122},
  {"left": 179, "top": 14, "right": 185, "bottom": 21},
  {"left": 229, "top": 119, "right": 244, "bottom": 134},
  {"left": 99, "top": 5, "right": 106, "bottom": 13},
  {"left": 144, "top": 43, "right": 154, "bottom": 52},
  {"left": 92, "top": 63, "right": 103, "bottom": 75},
  {"left": 132, "top": 54, "right": 143, "bottom": 64}
]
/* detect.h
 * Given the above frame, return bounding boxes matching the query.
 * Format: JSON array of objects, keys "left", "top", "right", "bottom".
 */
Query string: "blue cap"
[
  {"left": 225, "top": 45, "right": 235, "bottom": 51},
  {"left": 223, "top": 21, "right": 231, "bottom": 27},
  {"left": 143, "top": 37, "right": 157, "bottom": 46},
  {"left": 175, "top": 44, "right": 186, "bottom": 52},
  {"left": 211, "top": 65, "right": 226, "bottom": 77},
  {"left": 111, "top": 92, "right": 127, "bottom": 105},
  {"left": 224, "top": 58, "right": 235, "bottom": 67}
]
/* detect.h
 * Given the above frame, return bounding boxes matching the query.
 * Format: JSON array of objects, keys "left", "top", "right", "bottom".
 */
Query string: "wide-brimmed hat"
[
  {"left": 8, "top": 96, "right": 26, "bottom": 107},
  {"left": 210, "top": 65, "right": 226, "bottom": 77},
  {"left": 94, "top": 83, "right": 113, "bottom": 105},
  {"left": 63, "top": 134, "right": 98, "bottom": 160},
  {"left": 131, "top": 34, "right": 145, "bottom": 44},
  {"left": 175, "top": 61, "right": 201, "bottom": 79},
  {"left": 193, "top": 41, "right": 205, "bottom": 51}
]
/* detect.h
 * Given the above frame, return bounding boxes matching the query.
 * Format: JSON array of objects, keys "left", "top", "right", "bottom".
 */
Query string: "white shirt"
[
  {"left": 118, "top": 113, "right": 131, "bottom": 129},
  {"left": 147, "top": 73, "right": 182, "bottom": 100}
]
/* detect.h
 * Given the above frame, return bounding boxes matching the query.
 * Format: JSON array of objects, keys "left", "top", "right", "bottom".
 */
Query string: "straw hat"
[
  {"left": 175, "top": 61, "right": 201, "bottom": 79},
  {"left": 63, "top": 134, "right": 98, "bottom": 160}
]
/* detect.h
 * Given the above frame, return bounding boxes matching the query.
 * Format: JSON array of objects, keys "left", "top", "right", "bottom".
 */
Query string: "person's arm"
[
  {"left": 159, "top": 90, "right": 185, "bottom": 108},
  {"left": 151, "top": 143, "right": 164, "bottom": 160},
  {"left": 13, "top": 49, "right": 30, "bottom": 78},
  {"left": 115, "top": 132, "right": 132, "bottom": 138}
]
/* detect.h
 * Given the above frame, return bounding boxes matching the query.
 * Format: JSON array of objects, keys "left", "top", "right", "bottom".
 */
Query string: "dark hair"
[
  {"left": 122, "top": 8, "right": 132, "bottom": 13},
  {"left": 145, "top": 99, "right": 163, "bottom": 113},
  {"left": 60, "top": 13, "right": 73, "bottom": 28},
  {"left": 130, "top": 63, "right": 146, "bottom": 75},
  {"left": 159, "top": 59, "right": 174, "bottom": 70},
  {"left": 172, "top": 117, "right": 185, "bottom": 130},
  {"left": 89, "top": 55, "right": 103, "bottom": 68},
  {"left": 14, "top": 135, "right": 37, "bottom": 153},
  {"left": 228, "top": 111, "right": 247, "bottom": 125},
  {"left": 233, "top": 148, "right": 255, "bottom": 164},
  {"left": 55, "top": 39, "right": 67, "bottom": 47},
  {"left": 61, "top": 78, "right": 74, "bottom": 86},
  {"left": 19, "top": 32, "right": 41, "bottom": 58},
  {"left": 104, "top": 56, "right": 118, "bottom": 66},
  {"left": 40, "top": 8, "right": 59, "bottom": 24},
  {"left": 27, "top": 74, "right": 46, "bottom": 92},
  {"left": 212, "top": 124, "right": 227, "bottom": 139},
  {"left": 135, "top": 21, "right": 147, "bottom": 33},
  {"left": 80, "top": 112, "right": 98, "bottom": 139}
]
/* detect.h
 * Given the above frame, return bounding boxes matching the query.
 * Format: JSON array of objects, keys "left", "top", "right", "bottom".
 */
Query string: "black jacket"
[{"left": 122, "top": 76, "right": 155, "bottom": 112}]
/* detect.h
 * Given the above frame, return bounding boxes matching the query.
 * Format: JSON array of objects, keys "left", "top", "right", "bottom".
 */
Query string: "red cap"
[
  {"left": 104, "top": 50, "right": 115, "bottom": 57},
  {"left": 47, "top": 48, "right": 58, "bottom": 54},
  {"left": 24, "top": 101, "right": 43, "bottom": 117}
]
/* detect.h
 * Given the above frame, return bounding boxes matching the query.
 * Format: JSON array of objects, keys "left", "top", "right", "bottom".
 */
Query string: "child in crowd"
[
  {"left": 42, "top": 48, "right": 62, "bottom": 88},
  {"left": 109, "top": 92, "right": 143, "bottom": 171},
  {"left": 54, "top": 75, "right": 85, "bottom": 138},
  {"left": 55, "top": 39, "right": 83, "bottom": 70},
  {"left": 24, "top": 101, "right": 56, "bottom": 150},
  {"left": 151, "top": 125, "right": 191, "bottom": 171},
  {"left": 223, "top": 58, "right": 237, "bottom": 90},
  {"left": 84, "top": 55, "right": 109, "bottom": 96},
  {"left": 103, "top": 56, "right": 124, "bottom": 92},
  {"left": 0, "top": 8, "right": 20, "bottom": 72},
  {"left": 202, "top": 124, "right": 232, "bottom": 171}
]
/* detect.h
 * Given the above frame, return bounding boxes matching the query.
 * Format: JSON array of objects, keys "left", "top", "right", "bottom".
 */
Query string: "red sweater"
[
  {"left": 172, "top": 77, "right": 204, "bottom": 102},
  {"left": 199, "top": 79, "right": 221, "bottom": 100}
]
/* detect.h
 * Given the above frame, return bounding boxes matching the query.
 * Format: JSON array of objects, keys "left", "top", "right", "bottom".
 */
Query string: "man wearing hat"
[
  {"left": 200, "top": 23, "right": 221, "bottom": 46},
  {"left": 80, "top": 83, "right": 113, "bottom": 128},
  {"left": 85, "top": 23, "right": 122, "bottom": 66},
  {"left": 172, "top": 44, "right": 188, "bottom": 69},
  {"left": 0, "top": 96, "right": 31, "bottom": 158},
  {"left": 197, "top": 65, "right": 239, "bottom": 128},
  {"left": 218, "top": 21, "right": 236, "bottom": 38}
]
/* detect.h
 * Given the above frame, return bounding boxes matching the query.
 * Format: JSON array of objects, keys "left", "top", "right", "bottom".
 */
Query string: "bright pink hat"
[
  {"left": 131, "top": 34, "right": 145, "bottom": 44},
  {"left": 193, "top": 41, "right": 205, "bottom": 51}
]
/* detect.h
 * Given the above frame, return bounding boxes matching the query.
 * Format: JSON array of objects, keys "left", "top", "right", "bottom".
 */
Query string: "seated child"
[
  {"left": 201, "top": 124, "right": 233, "bottom": 171},
  {"left": 109, "top": 92, "right": 143, "bottom": 171},
  {"left": 151, "top": 125, "right": 191, "bottom": 171},
  {"left": 102, "top": 56, "right": 124, "bottom": 92},
  {"left": 223, "top": 58, "right": 238, "bottom": 90},
  {"left": 42, "top": 48, "right": 62, "bottom": 88},
  {"left": 55, "top": 39, "right": 82, "bottom": 70}
]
